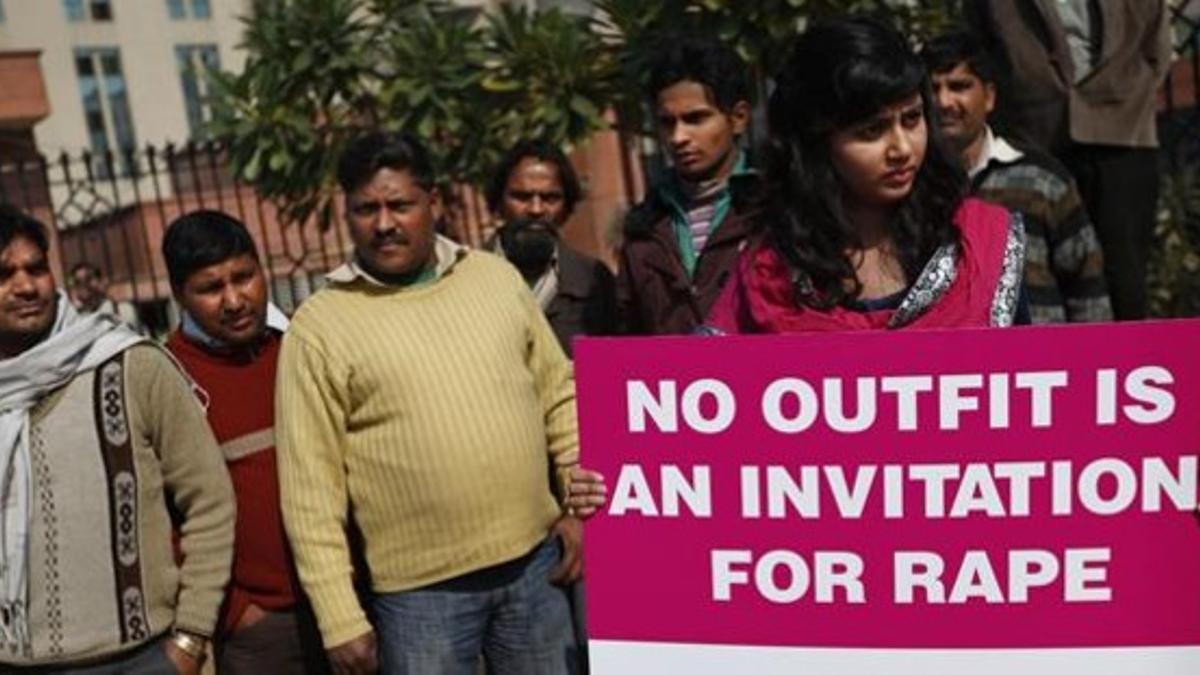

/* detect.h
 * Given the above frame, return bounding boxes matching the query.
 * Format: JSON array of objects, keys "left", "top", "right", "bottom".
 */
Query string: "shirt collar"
[
  {"left": 968, "top": 126, "right": 1025, "bottom": 178},
  {"left": 326, "top": 234, "right": 466, "bottom": 287},
  {"left": 180, "top": 304, "right": 287, "bottom": 353}
]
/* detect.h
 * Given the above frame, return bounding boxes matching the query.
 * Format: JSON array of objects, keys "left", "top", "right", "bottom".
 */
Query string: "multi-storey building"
[{"left": 0, "top": 0, "right": 249, "bottom": 159}]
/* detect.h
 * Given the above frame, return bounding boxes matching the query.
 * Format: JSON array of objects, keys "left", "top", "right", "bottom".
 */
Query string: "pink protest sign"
[{"left": 576, "top": 321, "right": 1200, "bottom": 674}]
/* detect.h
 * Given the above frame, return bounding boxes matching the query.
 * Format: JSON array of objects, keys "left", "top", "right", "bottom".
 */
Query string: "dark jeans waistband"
[{"left": 422, "top": 538, "right": 554, "bottom": 593}]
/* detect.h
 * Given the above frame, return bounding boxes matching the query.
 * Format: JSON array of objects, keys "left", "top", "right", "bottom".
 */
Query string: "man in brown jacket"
[
  {"left": 486, "top": 139, "right": 616, "bottom": 357},
  {"left": 616, "top": 37, "right": 762, "bottom": 335},
  {"left": 966, "top": 0, "right": 1173, "bottom": 320}
]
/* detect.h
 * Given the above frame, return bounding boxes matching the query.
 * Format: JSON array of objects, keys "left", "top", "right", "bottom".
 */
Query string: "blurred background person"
[
  {"left": 67, "top": 261, "right": 145, "bottom": 333},
  {"left": 486, "top": 140, "right": 616, "bottom": 357}
]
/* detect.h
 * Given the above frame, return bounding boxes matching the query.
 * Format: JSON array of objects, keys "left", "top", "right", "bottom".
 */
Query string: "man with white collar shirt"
[
  {"left": 162, "top": 209, "right": 327, "bottom": 675},
  {"left": 922, "top": 31, "right": 1112, "bottom": 324},
  {"left": 276, "top": 131, "right": 589, "bottom": 675}
]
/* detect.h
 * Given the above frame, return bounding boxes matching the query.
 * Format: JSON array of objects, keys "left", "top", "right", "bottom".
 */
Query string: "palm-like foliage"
[
  {"left": 208, "top": 0, "right": 374, "bottom": 227},
  {"left": 210, "top": 0, "right": 621, "bottom": 226},
  {"left": 481, "top": 4, "right": 620, "bottom": 178},
  {"left": 376, "top": 3, "right": 489, "bottom": 186}
]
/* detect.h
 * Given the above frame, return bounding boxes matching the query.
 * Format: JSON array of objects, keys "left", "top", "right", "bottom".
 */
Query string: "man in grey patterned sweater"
[{"left": 922, "top": 31, "right": 1113, "bottom": 324}]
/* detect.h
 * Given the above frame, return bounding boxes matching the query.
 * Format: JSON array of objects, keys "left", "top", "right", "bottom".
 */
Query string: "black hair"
[
  {"left": 485, "top": 139, "right": 582, "bottom": 219},
  {"left": 0, "top": 203, "right": 49, "bottom": 256},
  {"left": 765, "top": 16, "right": 966, "bottom": 308},
  {"left": 69, "top": 261, "right": 102, "bottom": 278},
  {"left": 336, "top": 131, "right": 435, "bottom": 194},
  {"left": 162, "top": 209, "right": 259, "bottom": 290},
  {"left": 919, "top": 30, "right": 1000, "bottom": 85},
  {"left": 645, "top": 36, "right": 752, "bottom": 112}
]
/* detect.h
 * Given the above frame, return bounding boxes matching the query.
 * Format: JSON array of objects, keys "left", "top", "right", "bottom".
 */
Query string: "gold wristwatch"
[{"left": 169, "top": 629, "right": 209, "bottom": 662}]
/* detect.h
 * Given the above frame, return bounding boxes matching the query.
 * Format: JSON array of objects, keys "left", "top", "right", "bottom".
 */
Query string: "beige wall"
[{"left": 0, "top": 0, "right": 251, "bottom": 156}]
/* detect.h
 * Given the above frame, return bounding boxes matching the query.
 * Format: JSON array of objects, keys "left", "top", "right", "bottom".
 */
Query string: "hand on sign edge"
[{"left": 566, "top": 466, "right": 607, "bottom": 519}]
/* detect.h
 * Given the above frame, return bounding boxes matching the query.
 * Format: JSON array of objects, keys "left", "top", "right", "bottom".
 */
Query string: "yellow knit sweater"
[{"left": 276, "top": 248, "right": 578, "bottom": 647}]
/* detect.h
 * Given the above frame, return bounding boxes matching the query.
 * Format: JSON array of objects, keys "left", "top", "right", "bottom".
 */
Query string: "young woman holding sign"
[{"left": 705, "top": 17, "right": 1027, "bottom": 333}]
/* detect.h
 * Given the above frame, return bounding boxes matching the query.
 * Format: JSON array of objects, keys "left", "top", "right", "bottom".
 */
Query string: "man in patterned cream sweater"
[{"left": 0, "top": 204, "right": 234, "bottom": 673}]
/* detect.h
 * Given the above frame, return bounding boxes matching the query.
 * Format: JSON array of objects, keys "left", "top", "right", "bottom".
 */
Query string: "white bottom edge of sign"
[{"left": 589, "top": 641, "right": 1200, "bottom": 674}]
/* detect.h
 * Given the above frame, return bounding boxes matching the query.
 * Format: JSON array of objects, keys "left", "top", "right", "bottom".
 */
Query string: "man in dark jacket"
[
  {"left": 616, "top": 37, "right": 762, "bottom": 335},
  {"left": 487, "top": 139, "right": 616, "bottom": 357}
]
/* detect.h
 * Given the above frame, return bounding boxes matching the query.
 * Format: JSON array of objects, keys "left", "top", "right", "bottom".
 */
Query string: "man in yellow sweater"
[{"left": 276, "top": 131, "right": 582, "bottom": 675}]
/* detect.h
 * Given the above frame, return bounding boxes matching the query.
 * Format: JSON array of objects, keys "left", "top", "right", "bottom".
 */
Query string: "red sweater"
[{"left": 167, "top": 329, "right": 300, "bottom": 633}]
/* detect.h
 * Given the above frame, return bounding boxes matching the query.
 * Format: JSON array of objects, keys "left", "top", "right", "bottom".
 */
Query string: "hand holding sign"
[{"left": 567, "top": 466, "right": 608, "bottom": 519}]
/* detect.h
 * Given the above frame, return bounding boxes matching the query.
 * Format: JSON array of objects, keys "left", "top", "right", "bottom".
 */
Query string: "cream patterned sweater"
[{"left": 4, "top": 345, "right": 234, "bottom": 666}]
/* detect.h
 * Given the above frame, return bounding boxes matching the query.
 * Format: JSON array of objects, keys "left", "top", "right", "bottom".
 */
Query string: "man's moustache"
[{"left": 373, "top": 233, "right": 411, "bottom": 245}]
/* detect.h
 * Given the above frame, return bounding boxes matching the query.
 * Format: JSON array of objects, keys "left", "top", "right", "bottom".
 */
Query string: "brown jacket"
[
  {"left": 966, "top": 0, "right": 1172, "bottom": 151},
  {"left": 615, "top": 174, "right": 763, "bottom": 335},
  {"left": 546, "top": 243, "right": 617, "bottom": 357}
]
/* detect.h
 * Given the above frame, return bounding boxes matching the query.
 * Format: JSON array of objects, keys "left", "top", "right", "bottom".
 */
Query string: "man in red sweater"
[{"left": 163, "top": 210, "right": 327, "bottom": 674}]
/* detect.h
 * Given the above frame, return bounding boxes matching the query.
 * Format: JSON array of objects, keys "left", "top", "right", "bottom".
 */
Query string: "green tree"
[
  {"left": 207, "top": 0, "right": 374, "bottom": 228},
  {"left": 480, "top": 4, "right": 620, "bottom": 178},
  {"left": 209, "top": 0, "right": 617, "bottom": 228}
]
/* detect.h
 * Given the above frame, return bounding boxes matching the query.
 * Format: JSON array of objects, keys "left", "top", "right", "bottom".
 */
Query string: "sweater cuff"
[
  {"left": 173, "top": 596, "right": 221, "bottom": 639},
  {"left": 310, "top": 580, "right": 372, "bottom": 648},
  {"left": 555, "top": 463, "right": 577, "bottom": 511}
]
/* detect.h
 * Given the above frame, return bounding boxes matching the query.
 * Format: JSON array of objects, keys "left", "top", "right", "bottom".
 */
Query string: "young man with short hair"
[
  {"left": 921, "top": 31, "right": 1112, "bottom": 323},
  {"left": 616, "top": 37, "right": 762, "bottom": 335},
  {"left": 276, "top": 131, "right": 584, "bottom": 675},
  {"left": 486, "top": 139, "right": 615, "bottom": 357},
  {"left": 0, "top": 203, "right": 233, "bottom": 674},
  {"left": 162, "top": 209, "right": 327, "bottom": 674}
]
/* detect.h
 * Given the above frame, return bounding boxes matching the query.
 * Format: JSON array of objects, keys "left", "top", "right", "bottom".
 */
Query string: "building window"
[
  {"left": 75, "top": 47, "right": 137, "bottom": 177},
  {"left": 176, "top": 44, "right": 220, "bottom": 139},
  {"left": 167, "top": 0, "right": 210, "bottom": 20},
  {"left": 90, "top": 0, "right": 112, "bottom": 20},
  {"left": 65, "top": 0, "right": 114, "bottom": 22},
  {"left": 64, "top": 0, "right": 85, "bottom": 21}
]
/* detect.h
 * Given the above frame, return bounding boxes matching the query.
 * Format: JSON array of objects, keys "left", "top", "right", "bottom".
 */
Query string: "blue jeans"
[
  {"left": 8, "top": 637, "right": 176, "bottom": 674},
  {"left": 373, "top": 537, "right": 579, "bottom": 675}
]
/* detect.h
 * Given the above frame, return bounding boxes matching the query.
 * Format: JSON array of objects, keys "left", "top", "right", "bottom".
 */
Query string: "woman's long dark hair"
[{"left": 765, "top": 17, "right": 967, "bottom": 307}]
